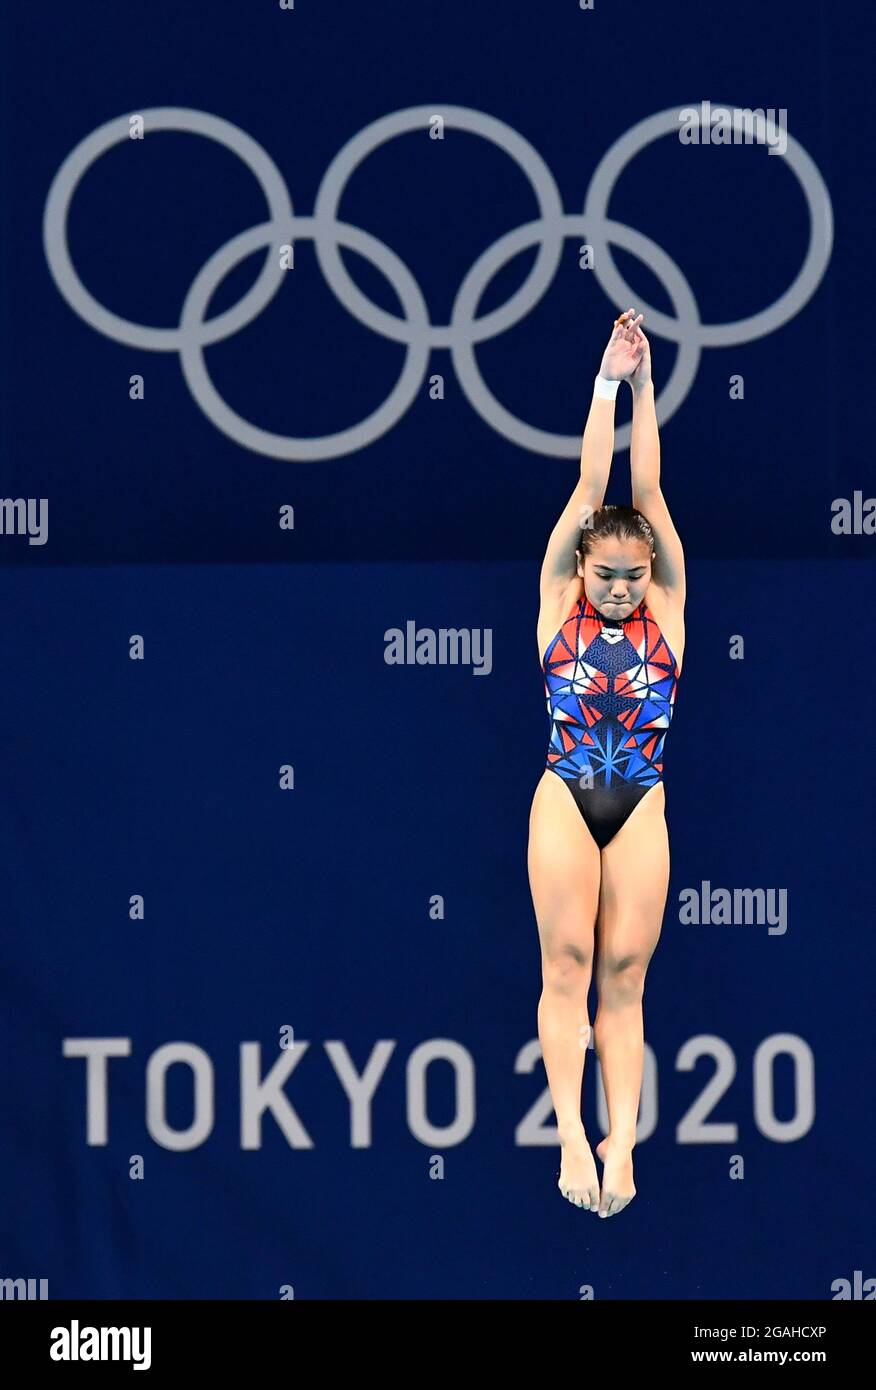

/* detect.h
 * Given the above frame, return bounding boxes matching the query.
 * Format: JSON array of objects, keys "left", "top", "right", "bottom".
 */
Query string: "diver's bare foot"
[
  {"left": 595, "top": 1136, "right": 636, "bottom": 1218},
  {"left": 557, "top": 1123, "right": 600, "bottom": 1211}
]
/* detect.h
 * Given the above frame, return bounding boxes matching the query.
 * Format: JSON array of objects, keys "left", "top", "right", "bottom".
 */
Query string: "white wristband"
[{"left": 594, "top": 373, "right": 621, "bottom": 400}]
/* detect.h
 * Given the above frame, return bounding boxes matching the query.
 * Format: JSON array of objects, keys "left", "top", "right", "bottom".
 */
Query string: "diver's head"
[{"left": 576, "top": 504, "right": 656, "bottom": 618}]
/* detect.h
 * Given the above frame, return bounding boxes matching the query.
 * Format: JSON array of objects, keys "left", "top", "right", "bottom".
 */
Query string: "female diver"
[{"left": 527, "top": 309, "right": 685, "bottom": 1218}]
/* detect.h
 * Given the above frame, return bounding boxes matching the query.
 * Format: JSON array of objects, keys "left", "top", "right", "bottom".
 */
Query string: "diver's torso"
[{"left": 541, "top": 589, "right": 681, "bottom": 789}]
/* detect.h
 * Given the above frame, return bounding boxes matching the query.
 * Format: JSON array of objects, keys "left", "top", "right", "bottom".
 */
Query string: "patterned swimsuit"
[{"left": 542, "top": 592, "right": 680, "bottom": 847}]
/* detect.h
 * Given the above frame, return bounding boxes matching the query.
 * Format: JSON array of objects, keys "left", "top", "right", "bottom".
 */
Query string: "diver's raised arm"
[
  {"left": 539, "top": 311, "right": 645, "bottom": 592},
  {"left": 627, "top": 325, "right": 686, "bottom": 599}
]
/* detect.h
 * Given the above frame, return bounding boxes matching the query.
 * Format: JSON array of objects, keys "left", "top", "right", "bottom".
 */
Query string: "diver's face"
[{"left": 578, "top": 538, "right": 653, "bottom": 618}]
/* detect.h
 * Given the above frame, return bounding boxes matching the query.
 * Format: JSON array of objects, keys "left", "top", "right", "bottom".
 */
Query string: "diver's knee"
[
  {"left": 597, "top": 953, "right": 647, "bottom": 1005},
  {"left": 541, "top": 941, "right": 593, "bottom": 994}
]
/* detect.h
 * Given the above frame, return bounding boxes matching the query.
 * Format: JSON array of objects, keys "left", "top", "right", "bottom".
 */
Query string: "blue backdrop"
[{"left": 2, "top": 0, "right": 874, "bottom": 1300}]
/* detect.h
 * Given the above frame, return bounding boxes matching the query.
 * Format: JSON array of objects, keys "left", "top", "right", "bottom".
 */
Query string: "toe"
[{"left": 609, "top": 1194, "right": 633, "bottom": 1216}]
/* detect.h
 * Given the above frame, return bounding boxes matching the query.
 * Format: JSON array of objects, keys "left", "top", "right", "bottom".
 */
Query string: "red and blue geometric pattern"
[{"left": 543, "top": 594, "right": 679, "bottom": 789}]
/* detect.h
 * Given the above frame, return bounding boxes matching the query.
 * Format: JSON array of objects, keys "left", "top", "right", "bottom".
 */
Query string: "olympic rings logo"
[{"left": 43, "top": 104, "right": 834, "bottom": 460}]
